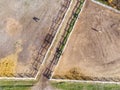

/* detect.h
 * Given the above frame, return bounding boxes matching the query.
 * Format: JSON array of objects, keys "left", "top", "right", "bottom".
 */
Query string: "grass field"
[
  {"left": 51, "top": 81, "right": 120, "bottom": 90},
  {"left": 0, "top": 86, "right": 30, "bottom": 90},
  {"left": 0, "top": 80, "right": 36, "bottom": 90},
  {"left": 0, "top": 80, "right": 36, "bottom": 86}
]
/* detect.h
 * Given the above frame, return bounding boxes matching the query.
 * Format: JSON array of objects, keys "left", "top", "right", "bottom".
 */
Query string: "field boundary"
[
  {"left": 35, "top": 0, "right": 72, "bottom": 80},
  {"left": 50, "top": 0, "right": 86, "bottom": 79},
  {"left": 50, "top": 79, "right": 120, "bottom": 85},
  {"left": 42, "top": 0, "right": 86, "bottom": 80}
]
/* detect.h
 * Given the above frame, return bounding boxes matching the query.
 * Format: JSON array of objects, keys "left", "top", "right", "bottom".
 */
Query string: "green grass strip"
[
  {"left": 58, "top": 0, "right": 85, "bottom": 54},
  {"left": 51, "top": 82, "right": 120, "bottom": 90}
]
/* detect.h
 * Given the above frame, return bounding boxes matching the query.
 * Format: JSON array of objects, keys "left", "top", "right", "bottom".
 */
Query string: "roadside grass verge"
[
  {"left": 0, "top": 80, "right": 36, "bottom": 86},
  {"left": 0, "top": 80, "right": 37, "bottom": 90},
  {"left": 51, "top": 81, "right": 120, "bottom": 90},
  {"left": 0, "top": 86, "right": 30, "bottom": 90}
]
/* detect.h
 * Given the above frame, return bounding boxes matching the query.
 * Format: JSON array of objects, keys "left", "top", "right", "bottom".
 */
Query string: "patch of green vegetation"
[
  {"left": 0, "top": 80, "right": 36, "bottom": 86},
  {"left": 95, "top": 0, "right": 109, "bottom": 5},
  {"left": 0, "top": 80, "right": 37, "bottom": 90},
  {"left": 57, "top": 0, "right": 85, "bottom": 57},
  {"left": 0, "top": 86, "right": 30, "bottom": 90},
  {"left": 51, "top": 81, "right": 120, "bottom": 90}
]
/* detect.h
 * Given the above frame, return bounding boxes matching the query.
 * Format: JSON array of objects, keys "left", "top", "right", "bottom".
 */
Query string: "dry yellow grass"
[
  {"left": 0, "top": 54, "right": 17, "bottom": 76},
  {"left": 0, "top": 40, "right": 23, "bottom": 77},
  {"left": 108, "top": 0, "right": 113, "bottom": 3}
]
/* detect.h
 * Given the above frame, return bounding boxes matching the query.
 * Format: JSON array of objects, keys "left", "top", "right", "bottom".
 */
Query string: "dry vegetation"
[
  {"left": 108, "top": 0, "right": 120, "bottom": 10},
  {"left": 0, "top": 40, "right": 22, "bottom": 76}
]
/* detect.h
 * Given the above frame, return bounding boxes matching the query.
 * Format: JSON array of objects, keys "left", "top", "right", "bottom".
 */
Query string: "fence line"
[
  {"left": 19, "top": 0, "right": 72, "bottom": 78},
  {"left": 43, "top": 0, "right": 85, "bottom": 79}
]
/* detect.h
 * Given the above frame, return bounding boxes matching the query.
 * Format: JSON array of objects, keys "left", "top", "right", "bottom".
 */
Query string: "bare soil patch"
[
  {"left": 53, "top": 0, "right": 120, "bottom": 81},
  {"left": 0, "top": 0, "right": 64, "bottom": 76}
]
